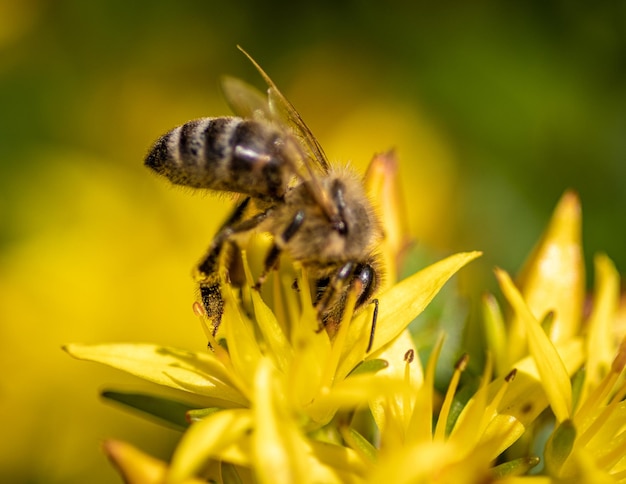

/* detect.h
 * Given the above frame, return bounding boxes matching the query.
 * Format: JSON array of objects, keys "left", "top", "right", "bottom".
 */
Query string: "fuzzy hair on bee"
[{"left": 145, "top": 47, "right": 384, "bottom": 351}]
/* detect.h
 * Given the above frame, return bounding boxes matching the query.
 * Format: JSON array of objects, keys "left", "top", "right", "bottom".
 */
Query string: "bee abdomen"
[{"left": 145, "top": 117, "right": 290, "bottom": 200}]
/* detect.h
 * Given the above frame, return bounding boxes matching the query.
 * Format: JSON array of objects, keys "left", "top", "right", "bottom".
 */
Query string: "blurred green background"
[{"left": 1, "top": 1, "right": 624, "bottom": 482}]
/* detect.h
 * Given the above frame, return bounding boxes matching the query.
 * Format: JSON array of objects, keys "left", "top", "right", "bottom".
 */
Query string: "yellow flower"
[
  {"left": 65, "top": 150, "right": 481, "bottom": 482},
  {"left": 66, "top": 249, "right": 480, "bottom": 482},
  {"left": 481, "top": 191, "right": 626, "bottom": 482},
  {"left": 65, "top": 157, "right": 626, "bottom": 482}
]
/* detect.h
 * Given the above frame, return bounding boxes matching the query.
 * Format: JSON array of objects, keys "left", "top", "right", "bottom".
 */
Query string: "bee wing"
[
  {"left": 266, "top": 88, "right": 330, "bottom": 175},
  {"left": 220, "top": 75, "right": 272, "bottom": 120},
  {"left": 237, "top": 46, "right": 341, "bottom": 223},
  {"left": 236, "top": 46, "right": 330, "bottom": 175}
]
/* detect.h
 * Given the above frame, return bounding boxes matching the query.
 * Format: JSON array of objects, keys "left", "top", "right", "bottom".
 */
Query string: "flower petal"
[
  {"left": 482, "top": 293, "right": 508, "bottom": 377},
  {"left": 315, "top": 374, "right": 409, "bottom": 409},
  {"left": 364, "top": 150, "right": 411, "bottom": 285},
  {"left": 515, "top": 190, "right": 584, "bottom": 349},
  {"left": 222, "top": 284, "right": 263, "bottom": 389},
  {"left": 338, "top": 251, "right": 482, "bottom": 379},
  {"left": 253, "top": 357, "right": 309, "bottom": 484},
  {"left": 306, "top": 440, "right": 368, "bottom": 483},
  {"left": 243, "top": 251, "right": 292, "bottom": 371},
  {"left": 447, "top": 356, "right": 491, "bottom": 453},
  {"left": 63, "top": 343, "right": 247, "bottom": 405},
  {"left": 406, "top": 335, "right": 444, "bottom": 446},
  {"left": 287, "top": 272, "right": 332, "bottom": 415},
  {"left": 102, "top": 439, "right": 167, "bottom": 484},
  {"left": 584, "top": 254, "right": 620, "bottom": 398},
  {"left": 497, "top": 268, "right": 572, "bottom": 422},
  {"left": 167, "top": 408, "right": 253, "bottom": 481},
  {"left": 478, "top": 338, "right": 584, "bottom": 459}
]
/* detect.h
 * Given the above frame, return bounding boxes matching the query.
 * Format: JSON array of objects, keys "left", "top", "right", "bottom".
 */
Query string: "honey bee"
[{"left": 145, "top": 47, "right": 383, "bottom": 350}]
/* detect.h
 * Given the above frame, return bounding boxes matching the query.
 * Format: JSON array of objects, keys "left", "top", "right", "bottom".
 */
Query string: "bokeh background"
[{"left": 1, "top": 1, "right": 624, "bottom": 482}]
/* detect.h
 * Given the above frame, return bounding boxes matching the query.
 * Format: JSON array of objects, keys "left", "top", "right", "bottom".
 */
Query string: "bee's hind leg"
[{"left": 196, "top": 197, "right": 270, "bottom": 336}]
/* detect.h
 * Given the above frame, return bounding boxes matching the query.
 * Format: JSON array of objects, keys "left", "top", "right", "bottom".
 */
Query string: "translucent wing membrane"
[
  {"left": 236, "top": 46, "right": 330, "bottom": 174},
  {"left": 220, "top": 76, "right": 272, "bottom": 121},
  {"left": 236, "top": 46, "right": 339, "bottom": 222}
]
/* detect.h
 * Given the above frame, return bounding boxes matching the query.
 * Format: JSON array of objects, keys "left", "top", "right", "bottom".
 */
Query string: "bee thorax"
[{"left": 271, "top": 172, "right": 381, "bottom": 263}]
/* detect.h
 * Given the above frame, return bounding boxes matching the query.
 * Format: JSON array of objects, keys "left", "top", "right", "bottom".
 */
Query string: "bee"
[{"left": 145, "top": 47, "right": 383, "bottom": 350}]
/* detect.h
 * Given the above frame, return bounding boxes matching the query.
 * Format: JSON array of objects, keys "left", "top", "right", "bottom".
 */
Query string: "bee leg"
[
  {"left": 351, "top": 264, "right": 379, "bottom": 353},
  {"left": 314, "top": 261, "right": 356, "bottom": 334},
  {"left": 316, "top": 262, "right": 378, "bottom": 344},
  {"left": 196, "top": 198, "right": 270, "bottom": 335},
  {"left": 199, "top": 281, "right": 225, "bottom": 337},
  {"left": 254, "top": 209, "right": 305, "bottom": 289},
  {"left": 197, "top": 198, "right": 250, "bottom": 280},
  {"left": 197, "top": 198, "right": 257, "bottom": 278}
]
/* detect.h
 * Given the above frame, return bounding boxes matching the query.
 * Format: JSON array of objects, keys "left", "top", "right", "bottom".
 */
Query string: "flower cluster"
[{"left": 66, "top": 156, "right": 626, "bottom": 482}]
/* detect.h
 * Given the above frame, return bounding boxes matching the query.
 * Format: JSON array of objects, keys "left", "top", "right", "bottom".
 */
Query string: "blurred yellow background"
[{"left": 1, "top": 1, "right": 624, "bottom": 482}]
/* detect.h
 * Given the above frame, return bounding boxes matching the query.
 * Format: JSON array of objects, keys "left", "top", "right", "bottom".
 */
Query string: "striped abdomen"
[{"left": 145, "top": 117, "right": 292, "bottom": 200}]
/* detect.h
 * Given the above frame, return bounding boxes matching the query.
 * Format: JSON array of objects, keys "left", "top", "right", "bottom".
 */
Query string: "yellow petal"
[
  {"left": 253, "top": 357, "right": 309, "bottom": 484},
  {"left": 338, "top": 251, "right": 482, "bottom": 379},
  {"left": 286, "top": 272, "right": 331, "bottom": 416},
  {"left": 363, "top": 150, "right": 411, "bottom": 285},
  {"left": 406, "top": 334, "right": 445, "bottom": 446},
  {"left": 579, "top": 401, "right": 626, "bottom": 458},
  {"left": 497, "top": 268, "right": 572, "bottom": 422},
  {"left": 321, "top": 281, "right": 361, "bottom": 389},
  {"left": 103, "top": 440, "right": 211, "bottom": 484},
  {"left": 375, "top": 330, "right": 424, "bottom": 388},
  {"left": 63, "top": 343, "right": 246, "bottom": 405},
  {"left": 447, "top": 356, "right": 491, "bottom": 452},
  {"left": 102, "top": 439, "right": 167, "bottom": 484},
  {"left": 482, "top": 292, "right": 508, "bottom": 377},
  {"left": 500, "top": 476, "right": 552, "bottom": 484},
  {"left": 222, "top": 284, "right": 263, "bottom": 389},
  {"left": 514, "top": 190, "right": 584, "bottom": 351},
  {"left": 314, "top": 374, "right": 408, "bottom": 409},
  {"left": 558, "top": 447, "right": 618, "bottom": 483},
  {"left": 243, "top": 251, "right": 292, "bottom": 372},
  {"left": 306, "top": 439, "right": 368, "bottom": 483},
  {"left": 479, "top": 338, "right": 584, "bottom": 459},
  {"left": 368, "top": 330, "right": 423, "bottom": 438},
  {"left": 250, "top": 285, "right": 292, "bottom": 371},
  {"left": 369, "top": 440, "right": 493, "bottom": 484},
  {"left": 167, "top": 408, "right": 253, "bottom": 482},
  {"left": 583, "top": 254, "right": 620, "bottom": 400}
]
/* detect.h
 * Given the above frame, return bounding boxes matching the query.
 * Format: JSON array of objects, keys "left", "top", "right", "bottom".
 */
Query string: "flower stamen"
[
  {"left": 403, "top": 349, "right": 415, "bottom": 430},
  {"left": 434, "top": 353, "right": 469, "bottom": 442}
]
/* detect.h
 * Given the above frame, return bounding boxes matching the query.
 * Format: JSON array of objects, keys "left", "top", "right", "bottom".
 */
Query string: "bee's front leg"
[
  {"left": 315, "top": 262, "right": 379, "bottom": 350},
  {"left": 254, "top": 209, "right": 305, "bottom": 289}
]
